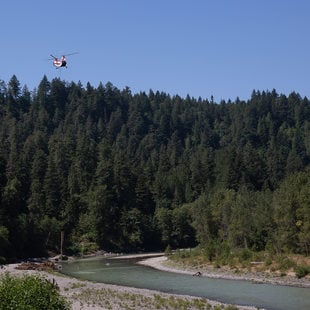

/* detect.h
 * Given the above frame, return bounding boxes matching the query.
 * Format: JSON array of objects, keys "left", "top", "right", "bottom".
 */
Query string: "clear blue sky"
[{"left": 1, "top": 0, "right": 310, "bottom": 102}]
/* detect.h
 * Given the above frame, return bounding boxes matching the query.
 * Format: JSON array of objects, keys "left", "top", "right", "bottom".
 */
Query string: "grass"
[
  {"left": 70, "top": 287, "right": 241, "bottom": 309},
  {"left": 70, "top": 282, "right": 86, "bottom": 289},
  {"left": 169, "top": 247, "right": 310, "bottom": 279}
]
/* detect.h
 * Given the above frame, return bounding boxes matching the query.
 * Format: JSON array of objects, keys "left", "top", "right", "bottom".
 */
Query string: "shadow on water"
[{"left": 60, "top": 256, "right": 310, "bottom": 310}]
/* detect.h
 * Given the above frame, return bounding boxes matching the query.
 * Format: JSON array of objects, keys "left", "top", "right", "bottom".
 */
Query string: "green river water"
[{"left": 60, "top": 256, "right": 310, "bottom": 310}]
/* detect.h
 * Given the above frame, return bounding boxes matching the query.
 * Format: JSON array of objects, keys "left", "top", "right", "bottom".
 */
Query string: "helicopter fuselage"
[
  {"left": 50, "top": 52, "right": 77, "bottom": 68},
  {"left": 52, "top": 56, "right": 67, "bottom": 68}
]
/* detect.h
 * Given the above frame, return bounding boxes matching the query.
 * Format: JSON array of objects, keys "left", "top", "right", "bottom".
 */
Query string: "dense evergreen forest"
[{"left": 0, "top": 75, "right": 309, "bottom": 261}]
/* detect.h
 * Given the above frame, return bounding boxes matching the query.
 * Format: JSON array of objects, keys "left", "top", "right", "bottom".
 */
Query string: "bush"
[
  {"left": 275, "top": 256, "right": 296, "bottom": 271},
  {"left": 0, "top": 273, "right": 70, "bottom": 309},
  {"left": 204, "top": 241, "right": 217, "bottom": 261},
  {"left": 264, "top": 256, "right": 273, "bottom": 267},
  {"left": 238, "top": 248, "right": 253, "bottom": 262},
  {"left": 165, "top": 244, "right": 172, "bottom": 255},
  {"left": 295, "top": 265, "right": 310, "bottom": 279}
]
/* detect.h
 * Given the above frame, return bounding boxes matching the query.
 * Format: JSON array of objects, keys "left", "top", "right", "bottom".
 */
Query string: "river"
[{"left": 60, "top": 256, "right": 310, "bottom": 310}]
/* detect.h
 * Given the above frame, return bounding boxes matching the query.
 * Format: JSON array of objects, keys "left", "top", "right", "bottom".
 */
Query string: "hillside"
[{"left": 0, "top": 75, "right": 309, "bottom": 261}]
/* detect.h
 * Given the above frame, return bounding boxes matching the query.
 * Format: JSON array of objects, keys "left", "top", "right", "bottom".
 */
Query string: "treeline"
[{"left": 0, "top": 75, "right": 309, "bottom": 261}]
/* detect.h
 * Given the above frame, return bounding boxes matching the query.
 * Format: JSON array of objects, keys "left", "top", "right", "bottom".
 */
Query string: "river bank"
[
  {"left": 0, "top": 260, "right": 257, "bottom": 310},
  {"left": 138, "top": 255, "right": 310, "bottom": 288}
]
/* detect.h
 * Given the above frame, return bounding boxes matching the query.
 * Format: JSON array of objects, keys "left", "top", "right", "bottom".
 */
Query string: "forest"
[{"left": 0, "top": 75, "right": 309, "bottom": 262}]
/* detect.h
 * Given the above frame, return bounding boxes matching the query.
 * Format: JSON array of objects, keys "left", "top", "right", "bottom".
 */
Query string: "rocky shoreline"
[
  {"left": 138, "top": 255, "right": 310, "bottom": 288},
  {"left": 0, "top": 256, "right": 260, "bottom": 310}
]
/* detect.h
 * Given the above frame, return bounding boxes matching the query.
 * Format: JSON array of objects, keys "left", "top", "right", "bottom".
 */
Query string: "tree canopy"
[{"left": 0, "top": 76, "right": 309, "bottom": 260}]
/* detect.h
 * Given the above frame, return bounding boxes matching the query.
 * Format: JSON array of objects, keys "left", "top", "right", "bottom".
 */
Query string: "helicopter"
[{"left": 50, "top": 52, "right": 78, "bottom": 68}]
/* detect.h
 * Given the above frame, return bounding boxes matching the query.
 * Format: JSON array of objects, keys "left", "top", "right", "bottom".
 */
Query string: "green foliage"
[
  {"left": 237, "top": 248, "right": 253, "bottom": 263},
  {"left": 295, "top": 265, "right": 310, "bottom": 278},
  {"left": 164, "top": 244, "right": 172, "bottom": 255},
  {"left": 273, "top": 169, "right": 310, "bottom": 254},
  {"left": 0, "top": 273, "right": 70, "bottom": 309},
  {"left": 0, "top": 76, "right": 309, "bottom": 260},
  {"left": 200, "top": 242, "right": 237, "bottom": 266},
  {"left": 275, "top": 256, "right": 296, "bottom": 271}
]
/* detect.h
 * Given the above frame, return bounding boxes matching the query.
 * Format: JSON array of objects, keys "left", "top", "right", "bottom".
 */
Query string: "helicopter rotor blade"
[{"left": 64, "top": 52, "right": 79, "bottom": 57}]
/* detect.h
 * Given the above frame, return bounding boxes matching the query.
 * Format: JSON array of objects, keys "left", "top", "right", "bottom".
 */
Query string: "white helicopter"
[{"left": 50, "top": 52, "right": 78, "bottom": 68}]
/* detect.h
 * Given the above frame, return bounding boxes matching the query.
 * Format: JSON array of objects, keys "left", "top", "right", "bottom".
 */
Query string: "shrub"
[
  {"left": 238, "top": 248, "right": 253, "bottom": 262},
  {"left": 165, "top": 244, "right": 172, "bottom": 255},
  {"left": 0, "top": 273, "right": 70, "bottom": 309},
  {"left": 264, "top": 256, "right": 273, "bottom": 267},
  {"left": 275, "top": 256, "right": 296, "bottom": 271},
  {"left": 295, "top": 265, "right": 310, "bottom": 279},
  {"left": 204, "top": 241, "right": 217, "bottom": 261}
]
